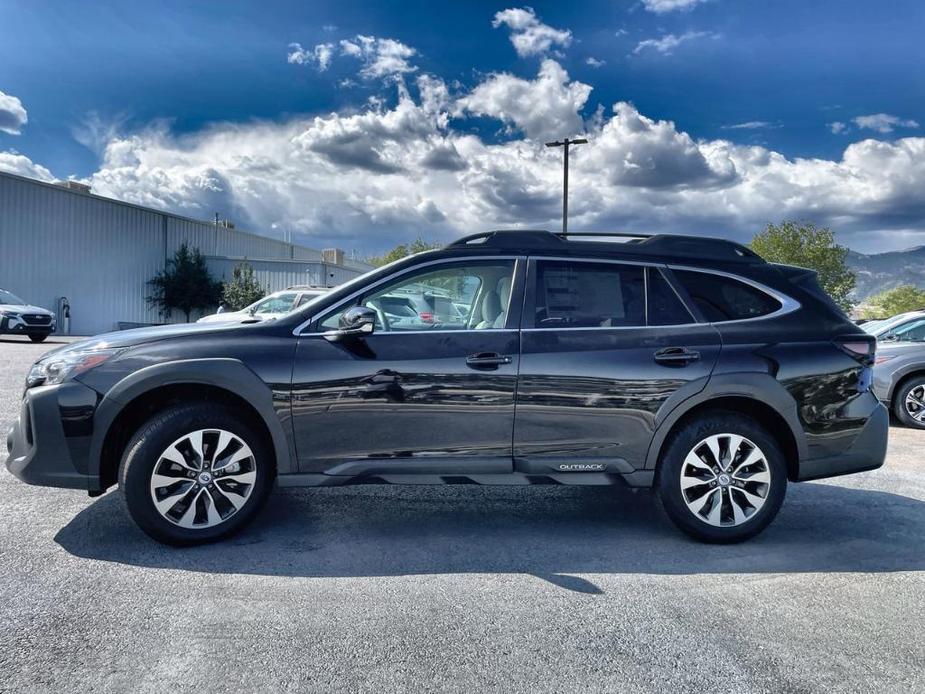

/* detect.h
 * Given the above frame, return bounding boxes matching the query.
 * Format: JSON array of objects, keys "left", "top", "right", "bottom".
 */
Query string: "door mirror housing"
[{"left": 324, "top": 306, "right": 377, "bottom": 341}]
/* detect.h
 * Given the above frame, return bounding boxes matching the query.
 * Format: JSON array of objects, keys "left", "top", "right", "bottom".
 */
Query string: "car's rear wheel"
[
  {"left": 28, "top": 334, "right": 47, "bottom": 343},
  {"left": 893, "top": 376, "right": 925, "bottom": 429},
  {"left": 657, "top": 412, "right": 787, "bottom": 543},
  {"left": 119, "top": 403, "right": 274, "bottom": 545}
]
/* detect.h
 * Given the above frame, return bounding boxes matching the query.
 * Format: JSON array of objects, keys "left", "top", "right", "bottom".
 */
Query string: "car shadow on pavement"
[{"left": 55, "top": 482, "right": 925, "bottom": 593}]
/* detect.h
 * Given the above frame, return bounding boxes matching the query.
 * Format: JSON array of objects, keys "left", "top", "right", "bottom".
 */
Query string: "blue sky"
[{"left": 1, "top": 0, "right": 924, "bottom": 253}]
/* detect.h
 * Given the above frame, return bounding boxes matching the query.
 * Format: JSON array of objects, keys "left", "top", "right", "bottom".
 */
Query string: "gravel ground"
[{"left": 0, "top": 335, "right": 923, "bottom": 693}]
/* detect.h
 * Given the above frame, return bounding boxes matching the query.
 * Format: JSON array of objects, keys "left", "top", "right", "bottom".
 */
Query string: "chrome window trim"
[
  {"left": 299, "top": 328, "right": 519, "bottom": 338},
  {"left": 292, "top": 255, "right": 525, "bottom": 336}
]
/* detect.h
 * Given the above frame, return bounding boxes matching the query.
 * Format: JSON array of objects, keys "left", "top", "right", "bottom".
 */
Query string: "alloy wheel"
[
  {"left": 679, "top": 433, "right": 771, "bottom": 527},
  {"left": 904, "top": 385, "right": 925, "bottom": 422},
  {"left": 149, "top": 429, "right": 257, "bottom": 529}
]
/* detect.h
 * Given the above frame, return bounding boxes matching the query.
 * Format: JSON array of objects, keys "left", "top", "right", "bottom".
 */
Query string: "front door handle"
[
  {"left": 466, "top": 352, "right": 512, "bottom": 369},
  {"left": 653, "top": 347, "right": 701, "bottom": 366}
]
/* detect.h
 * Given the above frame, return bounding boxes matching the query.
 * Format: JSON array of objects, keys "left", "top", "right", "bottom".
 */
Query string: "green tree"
[
  {"left": 222, "top": 261, "right": 266, "bottom": 311},
  {"left": 368, "top": 238, "right": 441, "bottom": 267},
  {"left": 147, "top": 243, "right": 223, "bottom": 322},
  {"left": 750, "top": 221, "right": 856, "bottom": 311},
  {"left": 858, "top": 285, "right": 925, "bottom": 319}
]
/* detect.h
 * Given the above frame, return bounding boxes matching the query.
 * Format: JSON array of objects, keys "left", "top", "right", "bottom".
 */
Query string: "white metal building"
[{"left": 0, "top": 171, "right": 372, "bottom": 335}]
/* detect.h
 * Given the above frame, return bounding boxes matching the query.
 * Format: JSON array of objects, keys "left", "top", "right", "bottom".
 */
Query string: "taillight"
[
  {"left": 419, "top": 311, "right": 434, "bottom": 323},
  {"left": 835, "top": 337, "right": 876, "bottom": 365}
]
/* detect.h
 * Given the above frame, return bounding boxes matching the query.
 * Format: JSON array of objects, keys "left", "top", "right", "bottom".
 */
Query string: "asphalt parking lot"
[{"left": 0, "top": 336, "right": 923, "bottom": 693}]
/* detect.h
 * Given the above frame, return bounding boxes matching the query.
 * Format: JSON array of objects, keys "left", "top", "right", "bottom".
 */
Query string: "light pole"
[{"left": 545, "top": 137, "right": 588, "bottom": 233}]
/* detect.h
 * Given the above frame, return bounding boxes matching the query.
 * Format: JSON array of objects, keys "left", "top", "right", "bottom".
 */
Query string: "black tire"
[
  {"left": 119, "top": 403, "right": 274, "bottom": 546},
  {"left": 28, "top": 334, "right": 47, "bottom": 343},
  {"left": 893, "top": 376, "right": 925, "bottom": 429},
  {"left": 657, "top": 411, "right": 787, "bottom": 543}
]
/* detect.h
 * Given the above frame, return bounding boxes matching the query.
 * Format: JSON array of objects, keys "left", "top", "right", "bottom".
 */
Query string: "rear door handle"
[
  {"left": 653, "top": 347, "right": 701, "bottom": 366},
  {"left": 466, "top": 352, "right": 512, "bottom": 369}
]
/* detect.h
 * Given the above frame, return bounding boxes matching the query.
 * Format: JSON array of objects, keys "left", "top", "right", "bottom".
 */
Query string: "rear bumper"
[
  {"left": 795, "top": 403, "right": 889, "bottom": 481},
  {"left": 5, "top": 384, "right": 94, "bottom": 490}
]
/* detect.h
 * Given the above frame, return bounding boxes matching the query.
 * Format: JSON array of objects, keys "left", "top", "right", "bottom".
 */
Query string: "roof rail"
[
  {"left": 557, "top": 231, "right": 652, "bottom": 242},
  {"left": 447, "top": 229, "right": 763, "bottom": 263},
  {"left": 448, "top": 230, "right": 564, "bottom": 248}
]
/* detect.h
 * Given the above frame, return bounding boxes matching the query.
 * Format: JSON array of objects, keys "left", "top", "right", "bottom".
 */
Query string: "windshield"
[
  {"left": 251, "top": 292, "right": 298, "bottom": 315},
  {"left": 0, "top": 289, "right": 25, "bottom": 305}
]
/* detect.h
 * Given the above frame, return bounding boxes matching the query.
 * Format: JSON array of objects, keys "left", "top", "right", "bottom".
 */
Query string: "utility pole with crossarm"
[{"left": 545, "top": 137, "right": 588, "bottom": 233}]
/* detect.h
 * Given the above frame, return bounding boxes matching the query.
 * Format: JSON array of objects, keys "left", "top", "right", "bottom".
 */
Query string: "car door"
[
  {"left": 513, "top": 257, "right": 721, "bottom": 476},
  {"left": 290, "top": 257, "right": 524, "bottom": 477}
]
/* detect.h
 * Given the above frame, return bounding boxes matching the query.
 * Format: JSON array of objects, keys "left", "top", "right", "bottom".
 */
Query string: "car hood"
[
  {"left": 197, "top": 310, "right": 251, "bottom": 324},
  {"left": 0, "top": 303, "right": 52, "bottom": 315},
  {"left": 45, "top": 321, "right": 251, "bottom": 356}
]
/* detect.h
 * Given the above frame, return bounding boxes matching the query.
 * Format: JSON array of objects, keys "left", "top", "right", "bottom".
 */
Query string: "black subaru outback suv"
[{"left": 6, "top": 231, "right": 887, "bottom": 545}]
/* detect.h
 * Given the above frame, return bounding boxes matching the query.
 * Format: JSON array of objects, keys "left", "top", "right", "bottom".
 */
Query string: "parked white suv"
[
  {"left": 197, "top": 286, "right": 329, "bottom": 324},
  {"left": 0, "top": 288, "right": 56, "bottom": 342}
]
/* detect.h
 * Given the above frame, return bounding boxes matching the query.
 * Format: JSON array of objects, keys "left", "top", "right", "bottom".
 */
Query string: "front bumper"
[
  {"left": 5, "top": 384, "right": 95, "bottom": 490},
  {"left": 0, "top": 315, "right": 55, "bottom": 335},
  {"left": 796, "top": 402, "right": 889, "bottom": 481}
]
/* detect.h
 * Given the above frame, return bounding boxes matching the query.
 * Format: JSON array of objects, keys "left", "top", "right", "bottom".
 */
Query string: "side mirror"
[{"left": 324, "top": 306, "right": 377, "bottom": 341}]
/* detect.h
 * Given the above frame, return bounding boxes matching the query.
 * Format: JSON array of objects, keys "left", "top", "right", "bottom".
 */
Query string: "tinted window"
[
  {"left": 534, "top": 261, "right": 644, "bottom": 328},
  {"left": 647, "top": 269, "right": 693, "bottom": 326},
  {"left": 320, "top": 261, "right": 515, "bottom": 331},
  {"left": 674, "top": 270, "right": 781, "bottom": 322}
]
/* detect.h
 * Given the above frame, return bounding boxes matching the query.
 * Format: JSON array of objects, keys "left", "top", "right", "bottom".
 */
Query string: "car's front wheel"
[
  {"left": 657, "top": 412, "right": 787, "bottom": 543},
  {"left": 893, "top": 376, "right": 925, "bottom": 429},
  {"left": 119, "top": 403, "right": 274, "bottom": 545}
]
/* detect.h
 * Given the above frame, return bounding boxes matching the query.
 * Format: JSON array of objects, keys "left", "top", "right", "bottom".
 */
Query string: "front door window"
[{"left": 319, "top": 261, "right": 516, "bottom": 332}]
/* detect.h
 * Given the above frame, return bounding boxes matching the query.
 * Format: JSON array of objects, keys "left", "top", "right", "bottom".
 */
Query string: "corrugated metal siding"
[
  {"left": 0, "top": 174, "right": 164, "bottom": 335},
  {"left": 0, "top": 171, "right": 374, "bottom": 336},
  {"left": 206, "top": 258, "right": 332, "bottom": 293}
]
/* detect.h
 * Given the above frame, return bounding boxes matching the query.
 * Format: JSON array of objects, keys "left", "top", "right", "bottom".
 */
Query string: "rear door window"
[
  {"left": 533, "top": 261, "right": 645, "bottom": 328},
  {"left": 647, "top": 268, "right": 694, "bottom": 326},
  {"left": 673, "top": 270, "right": 781, "bottom": 322}
]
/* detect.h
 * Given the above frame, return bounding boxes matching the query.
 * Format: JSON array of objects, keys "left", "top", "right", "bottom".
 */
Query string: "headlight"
[
  {"left": 0, "top": 309, "right": 20, "bottom": 318},
  {"left": 26, "top": 349, "right": 121, "bottom": 388}
]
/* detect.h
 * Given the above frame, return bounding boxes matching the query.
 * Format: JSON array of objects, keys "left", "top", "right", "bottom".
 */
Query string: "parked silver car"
[{"left": 872, "top": 320, "right": 925, "bottom": 427}]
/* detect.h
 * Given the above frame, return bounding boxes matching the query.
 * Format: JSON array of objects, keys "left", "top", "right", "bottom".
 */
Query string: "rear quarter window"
[{"left": 673, "top": 270, "right": 781, "bottom": 322}]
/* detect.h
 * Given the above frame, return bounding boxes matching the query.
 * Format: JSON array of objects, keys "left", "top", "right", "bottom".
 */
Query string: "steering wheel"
[{"left": 365, "top": 300, "right": 391, "bottom": 332}]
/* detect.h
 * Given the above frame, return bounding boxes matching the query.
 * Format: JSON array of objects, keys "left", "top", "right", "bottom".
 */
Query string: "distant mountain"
[{"left": 847, "top": 247, "right": 925, "bottom": 301}]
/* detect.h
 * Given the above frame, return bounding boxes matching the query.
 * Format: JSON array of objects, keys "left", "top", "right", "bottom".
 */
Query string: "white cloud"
[
  {"left": 852, "top": 113, "right": 919, "bottom": 134},
  {"left": 339, "top": 35, "right": 417, "bottom": 80},
  {"left": 585, "top": 57, "right": 606, "bottom": 68},
  {"left": 4, "top": 55, "right": 920, "bottom": 253},
  {"left": 492, "top": 7, "right": 572, "bottom": 58},
  {"left": 633, "top": 31, "right": 718, "bottom": 55},
  {"left": 287, "top": 42, "right": 335, "bottom": 71},
  {"left": 721, "top": 121, "right": 780, "bottom": 130},
  {"left": 828, "top": 121, "right": 848, "bottom": 134},
  {"left": 0, "top": 90, "right": 28, "bottom": 135},
  {"left": 0, "top": 151, "right": 54, "bottom": 181},
  {"left": 642, "top": 0, "right": 709, "bottom": 13},
  {"left": 456, "top": 59, "right": 591, "bottom": 141}
]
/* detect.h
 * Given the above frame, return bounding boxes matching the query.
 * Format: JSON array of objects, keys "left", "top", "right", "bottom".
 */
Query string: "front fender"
[{"left": 87, "top": 358, "right": 294, "bottom": 483}]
